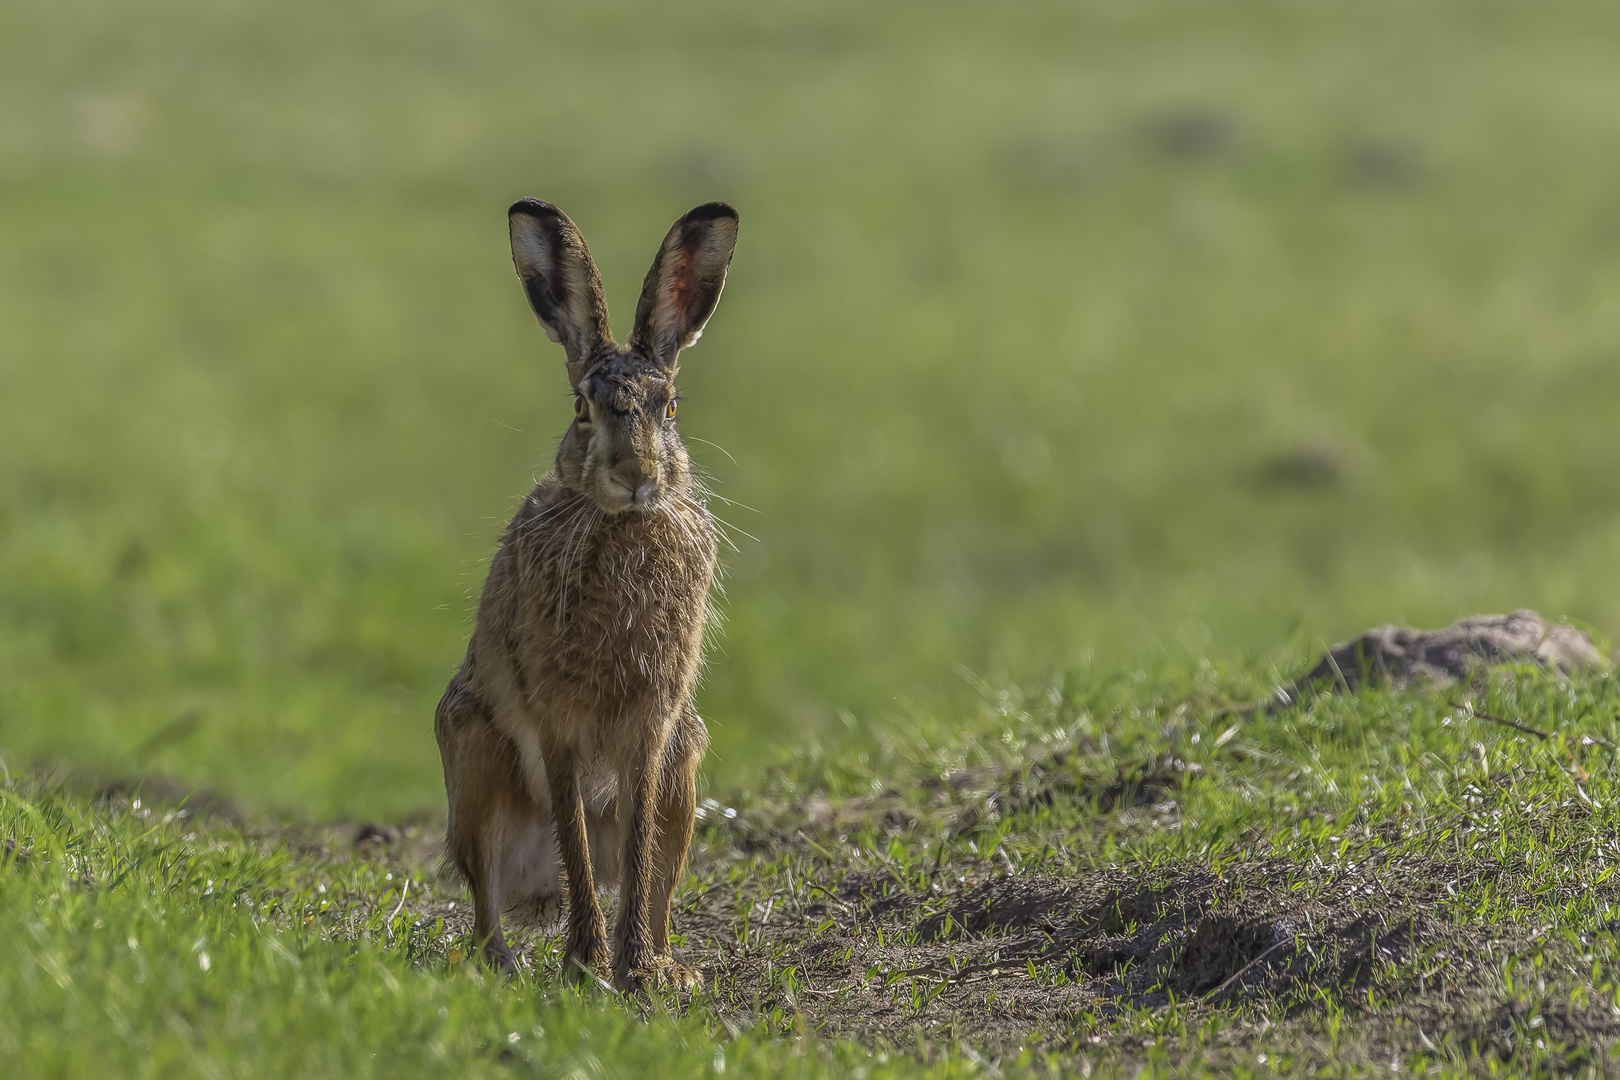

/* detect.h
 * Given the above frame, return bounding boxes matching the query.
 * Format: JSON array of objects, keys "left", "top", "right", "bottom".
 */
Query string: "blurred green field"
[{"left": 4, "top": 0, "right": 1620, "bottom": 819}]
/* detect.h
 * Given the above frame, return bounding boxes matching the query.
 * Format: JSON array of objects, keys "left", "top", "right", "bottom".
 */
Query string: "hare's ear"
[
  {"left": 509, "top": 199, "right": 612, "bottom": 385},
  {"left": 629, "top": 202, "right": 739, "bottom": 370}
]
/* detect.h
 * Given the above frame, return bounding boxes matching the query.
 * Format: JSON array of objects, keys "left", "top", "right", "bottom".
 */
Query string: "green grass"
[
  {"left": 6, "top": 0, "right": 1620, "bottom": 1074},
  {"left": 0, "top": 784, "right": 973, "bottom": 1079},
  {"left": 10, "top": 667, "right": 1620, "bottom": 1076}
]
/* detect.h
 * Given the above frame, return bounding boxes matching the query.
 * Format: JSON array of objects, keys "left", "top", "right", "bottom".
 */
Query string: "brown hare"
[{"left": 434, "top": 198, "right": 737, "bottom": 991}]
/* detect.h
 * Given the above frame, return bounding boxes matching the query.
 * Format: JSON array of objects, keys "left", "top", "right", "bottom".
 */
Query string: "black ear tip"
[
  {"left": 509, "top": 197, "right": 563, "bottom": 220},
  {"left": 684, "top": 201, "right": 739, "bottom": 224}
]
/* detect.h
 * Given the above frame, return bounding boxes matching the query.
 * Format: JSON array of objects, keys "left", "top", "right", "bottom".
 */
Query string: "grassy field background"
[
  {"left": 5, "top": 0, "right": 1620, "bottom": 818},
  {"left": 8, "top": 1, "right": 1620, "bottom": 1075}
]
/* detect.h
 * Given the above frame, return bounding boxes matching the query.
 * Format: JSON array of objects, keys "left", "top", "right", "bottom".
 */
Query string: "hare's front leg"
[
  {"left": 648, "top": 705, "right": 707, "bottom": 990},
  {"left": 612, "top": 725, "right": 675, "bottom": 992},
  {"left": 539, "top": 735, "right": 610, "bottom": 980}
]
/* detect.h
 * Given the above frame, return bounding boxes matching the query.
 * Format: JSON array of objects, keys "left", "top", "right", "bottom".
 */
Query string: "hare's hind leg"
[
  {"left": 538, "top": 733, "right": 611, "bottom": 981},
  {"left": 650, "top": 705, "right": 708, "bottom": 990},
  {"left": 435, "top": 681, "right": 527, "bottom": 976}
]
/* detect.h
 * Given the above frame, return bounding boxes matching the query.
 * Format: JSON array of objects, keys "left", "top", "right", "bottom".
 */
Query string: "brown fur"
[{"left": 435, "top": 199, "right": 738, "bottom": 990}]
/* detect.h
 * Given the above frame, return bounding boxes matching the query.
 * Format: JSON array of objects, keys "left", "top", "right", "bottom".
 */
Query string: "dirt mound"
[
  {"left": 674, "top": 858, "right": 1501, "bottom": 1052},
  {"left": 1273, "top": 609, "right": 1601, "bottom": 708}
]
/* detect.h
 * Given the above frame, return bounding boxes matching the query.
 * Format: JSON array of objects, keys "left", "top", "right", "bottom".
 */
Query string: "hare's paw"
[
  {"left": 562, "top": 952, "right": 610, "bottom": 986},
  {"left": 658, "top": 957, "right": 700, "bottom": 993},
  {"left": 562, "top": 932, "right": 611, "bottom": 985},
  {"left": 615, "top": 954, "right": 699, "bottom": 995},
  {"left": 481, "top": 940, "right": 521, "bottom": 979}
]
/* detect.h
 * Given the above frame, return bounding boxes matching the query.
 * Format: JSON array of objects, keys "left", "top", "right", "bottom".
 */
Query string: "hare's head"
[{"left": 508, "top": 199, "right": 738, "bottom": 515}]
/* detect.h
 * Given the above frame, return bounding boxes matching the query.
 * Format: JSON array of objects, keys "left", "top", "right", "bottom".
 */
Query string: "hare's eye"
[
  {"left": 664, "top": 399, "right": 677, "bottom": 420},
  {"left": 574, "top": 395, "right": 589, "bottom": 422}
]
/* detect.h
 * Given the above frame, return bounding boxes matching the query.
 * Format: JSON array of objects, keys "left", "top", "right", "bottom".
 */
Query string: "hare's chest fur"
[{"left": 485, "top": 485, "right": 717, "bottom": 738}]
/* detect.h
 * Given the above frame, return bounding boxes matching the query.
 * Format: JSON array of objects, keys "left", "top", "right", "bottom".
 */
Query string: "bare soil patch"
[{"left": 671, "top": 857, "right": 1515, "bottom": 1053}]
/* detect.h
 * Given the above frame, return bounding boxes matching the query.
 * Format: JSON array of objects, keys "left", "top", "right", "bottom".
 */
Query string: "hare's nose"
[{"left": 632, "top": 478, "right": 661, "bottom": 506}]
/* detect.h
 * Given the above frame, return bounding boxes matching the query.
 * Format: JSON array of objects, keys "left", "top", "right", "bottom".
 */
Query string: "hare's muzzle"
[
  {"left": 631, "top": 478, "right": 662, "bottom": 508},
  {"left": 602, "top": 459, "right": 662, "bottom": 512}
]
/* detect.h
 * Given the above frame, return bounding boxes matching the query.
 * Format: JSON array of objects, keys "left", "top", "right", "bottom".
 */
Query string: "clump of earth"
[{"left": 1271, "top": 609, "right": 1600, "bottom": 708}]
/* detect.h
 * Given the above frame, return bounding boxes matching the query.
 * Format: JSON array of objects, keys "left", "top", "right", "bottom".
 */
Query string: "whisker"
[
  {"left": 702, "top": 491, "right": 761, "bottom": 514},
  {"left": 552, "top": 500, "right": 597, "bottom": 626},
  {"left": 659, "top": 494, "right": 721, "bottom": 557},
  {"left": 684, "top": 472, "right": 759, "bottom": 516},
  {"left": 541, "top": 498, "right": 591, "bottom": 554},
  {"left": 675, "top": 493, "right": 744, "bottom": 553},
  {"left": 684, "top": 436, "right": 739, "bottom": 469},
  {"left": 563, "top": 511, "right": 602, "bottom": 628},
  {"left": 519, "top": 492, "right": 586, "bottom": 541},
  {"left": 660, "top": 497, "right": 708, "bottom": 549},
  {"left": 667, "top": 513, "right": 707, "bottom": 556},
  {"left": 698, "top": 504, "right": 760, "bottom": 545}
]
